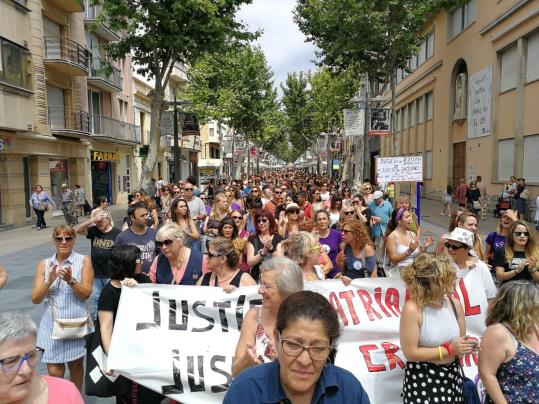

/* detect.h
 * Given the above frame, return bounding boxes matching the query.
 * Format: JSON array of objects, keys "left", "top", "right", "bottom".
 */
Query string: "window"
[
  {"left": 426, "top": 92, "right": 434, "bottom": 120},
  {"left": 410, "top": 101, "right": 416, "bottom": 127},
  {"left": 209, "top": 127, "right": 215, "bottom": 138},
  {"left": 527, "top": 32, "right": 539, "bottom": 83},
  {"left": 501, "top": 45, "right": 517, "bottom": 92},
  {"left": 449, "top": 0, "right": 476, "bottom": 39},
  {"left": 418, "top": 40, "right": 426, "bottom": 66},
  {"left": 426, "top": 32, "right": 435, "bottom": 59},
  {"left": 425, "top": 150, "right": 433, "bottom": 179},
  {"left": 498, "top": 139, "right": 514, "bottom": 181},
  {"left": 403, "top": 105, "right": 408, "bottom": 129},
  {"left": 396, "top": 109, "right": 401, "bottom": 132},
  {"left": 0, "top": 38, "right": 29, "bottom": 89},
  {"left": 523, "top": 135, "right": 539, "bottom": 181},
  {"left": 418, "top": 96, "right": 425, "bottom": 124}
]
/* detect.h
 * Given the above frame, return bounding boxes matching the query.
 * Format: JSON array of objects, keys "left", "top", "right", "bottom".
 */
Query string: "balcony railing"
[
  {"left": 44, "top": 37, "right": 88, "bottom": 71},
  {"left": 48, "top": 107, "right": 90, "bottom": 133},
  {"left": 88, "top": 58, "right": 122, "bottom": 91},
  {"left": 90, "top": 114, "right": 141, "bottom": 144}
]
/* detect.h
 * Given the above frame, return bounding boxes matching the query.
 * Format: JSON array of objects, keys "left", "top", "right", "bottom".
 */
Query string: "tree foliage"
[{"left": 94, "top": 0, "right": 254, "bottom": 186}]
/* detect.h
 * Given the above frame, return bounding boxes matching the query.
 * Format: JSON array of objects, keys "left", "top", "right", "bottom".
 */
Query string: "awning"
[{"left": 198, "top": 159, "right": 222, "bottom": 168}]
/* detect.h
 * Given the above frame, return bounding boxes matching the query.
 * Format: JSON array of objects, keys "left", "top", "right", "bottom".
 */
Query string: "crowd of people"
[{"left": 1, "top": 169, "right": 538, "bottom": 403}]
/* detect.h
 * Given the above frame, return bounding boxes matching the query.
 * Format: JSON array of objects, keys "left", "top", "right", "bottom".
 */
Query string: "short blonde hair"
[
  {"left": 156, "top": 223, "right": 183, "bottom": 242},
  {"left": 90, "top": 208, "right": 111, "bottom": 222},
  {"left": 401, "top": 253, "right": 456, "bottom": 308},
  {"left": 284, "top": 231, "right": 318, "bottom": 266}
]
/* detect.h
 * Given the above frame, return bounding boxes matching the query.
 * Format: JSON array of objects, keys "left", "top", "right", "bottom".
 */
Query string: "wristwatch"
[
  {"left": 258, "top": 249, "right": 267, "bottom": 257},
  {"left": 67, "top": 279, "right": 76, "bottom": 286}
]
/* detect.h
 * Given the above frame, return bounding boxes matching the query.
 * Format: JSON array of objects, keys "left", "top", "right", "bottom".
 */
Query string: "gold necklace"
[{"left": 217, "top": 270, "right": 237, "bottom": 284}]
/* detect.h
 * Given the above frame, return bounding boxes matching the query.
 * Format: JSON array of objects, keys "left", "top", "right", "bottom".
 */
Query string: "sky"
[{"left": 237, "top": 0, "right": 318, "bottom": 93}]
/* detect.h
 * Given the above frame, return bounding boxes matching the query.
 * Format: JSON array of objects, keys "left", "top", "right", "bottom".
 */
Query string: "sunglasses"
[
  {"left": 184, "top": 188, "right": 194, "bottom": 191},
  {"left": 156, "top": 239, "right": 175, "bottom": 248},
  {"left": 256, "top": 218, "right": 269, "bottom": 224},
  {"left": 287, "top": 209, "right": 300, "bottom": 214},
  {"left": 231, "top": 216, "right": 243, "bottom": 220},
  {"left": 343, "top": 211, "right": 355, "bottom": 216},
  {"left": 352, "top": 200, "right": 360, "bottom": 205},
  {"left": 274, "top": 191, "right": 283, "bottom": 194},
  {"left": 513, "top": 231, "right": 530, "bottom": 237},
  {"left": 444, "top": 242, "right": 466, "bottom": 250},
  {"left": 207, "top": 251, "right": 223, "bottom": 259},
  {"left": 55, "top": 236, "right": 74, "bottom": 242},
  {"left": 342, "top": 229, "right": 352, "bottom": 234}
]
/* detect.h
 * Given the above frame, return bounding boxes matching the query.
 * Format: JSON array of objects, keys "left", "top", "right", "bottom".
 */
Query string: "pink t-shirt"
[{"left": 43, "top": 376, "right": 84, "bottom": 404}]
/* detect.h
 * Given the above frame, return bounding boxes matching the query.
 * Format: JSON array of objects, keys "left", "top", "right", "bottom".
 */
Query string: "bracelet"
[
  {"left": 437, "top": 346, "right": 444, "bottom": 361},
  {"left": 67, "top": 279, "right": 76, "bottom": 286},
  {"left": 442, "top": 341, "right": 453, "bottom": 357},
  {"left": 258, "top": 249, "right": 267, "bottom": 257}
]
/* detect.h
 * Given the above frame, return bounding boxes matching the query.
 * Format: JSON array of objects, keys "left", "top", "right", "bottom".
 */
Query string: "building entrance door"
[
  {"left": 453, "top": 142, "right": 466, "bottom": 190},
  {"left": 91, "top": 160, "right": 112, "bottom": 205},
  {"left": 23, "top": 157, "right": 31, "bottom": 219}
]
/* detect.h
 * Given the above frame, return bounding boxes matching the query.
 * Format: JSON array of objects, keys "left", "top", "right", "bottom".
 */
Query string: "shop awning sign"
[{"left": 92, "top": 150, "right": 120, "bottom": 162}]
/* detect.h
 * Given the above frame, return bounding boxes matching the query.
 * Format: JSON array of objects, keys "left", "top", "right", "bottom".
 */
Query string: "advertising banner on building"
[
  {"left": 108, "top": 276, "right": 486, "bottom": 404},
  {"left": 468, "top": 65, "right": 492, "bottom": 138}
]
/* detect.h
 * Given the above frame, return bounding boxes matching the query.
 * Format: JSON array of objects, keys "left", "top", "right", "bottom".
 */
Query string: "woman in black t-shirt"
[{"left": 494, "top": 220, "right": 539, "bottom": 284}]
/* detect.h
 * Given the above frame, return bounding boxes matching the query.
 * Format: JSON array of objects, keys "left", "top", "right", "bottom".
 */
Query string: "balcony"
[
  {"left": 48, "top": 107, "right": 90, "bottom": 137},
  {"left": 83, "top": 0, "right": 120, "bottom": 42},
  {"left": 87, "top": 58, "right": 122, "bottom": 92},
  {"left": 90, "top": 114, "right": 141, "bottom": 144},
  {"left": 46, "top": 0, "right": 84, "bottom": 13},
  {"left": 43, "top": 37, "right": 88, "bottom": 76}
]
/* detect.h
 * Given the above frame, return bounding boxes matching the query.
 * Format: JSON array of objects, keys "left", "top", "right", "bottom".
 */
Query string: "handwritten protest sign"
[
  {"left": 376, "top": 156, "right": 423, "bottom": 183},
  {"left": 468, "top": 65, "right": 492, "bottom": 138},
  {"left": 108, "top": 276, "right": 487, "bottom": 404}
]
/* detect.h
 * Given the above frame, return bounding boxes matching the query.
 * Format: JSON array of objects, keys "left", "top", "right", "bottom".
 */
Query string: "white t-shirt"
[
  {"left": 320, "top": 191, "right": 330, "bottom": 202},
  {"left": 453, "top": 260, "right": 497, "bottom": 300}
]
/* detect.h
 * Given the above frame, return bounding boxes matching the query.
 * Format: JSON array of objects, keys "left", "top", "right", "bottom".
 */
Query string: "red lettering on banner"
[
  {"left": 359, "top": 345, "right": 386, "bottom": 372},
  {"left": 357, "top": 290, "right": 383, "bottom": 321},
  {"left": 329, "top": 292, "right": 349, "bottom": 326},
  {"left": 339, "top": 290, "right": 360, "bottom": 325},
  {"left": 374, "top": 287, "right": 392, "bottom": 317},
  {"left": 451, "top": 280, "right": 481, "bottom": 316},
  {"left": 380, "top": 342, "right": 405, "bottom": 370},
  {"left": 385, "top": 288, "right": 401, "bottom": 316}
]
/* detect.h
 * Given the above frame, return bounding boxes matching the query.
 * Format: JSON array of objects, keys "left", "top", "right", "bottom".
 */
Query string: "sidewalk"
[{"left": 0, "top": 204, "right": 128, "bottom": 257}]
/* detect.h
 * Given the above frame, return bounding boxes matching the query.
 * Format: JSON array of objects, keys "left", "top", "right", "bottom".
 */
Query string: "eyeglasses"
[
  {"left": 256, "top": 218, "right": 269, "bottom": 224},
  {"left": 343, "top": 211, "right": 355, "bottom": 216},
  {"left": 287, "top": 209, "right": 300, "bottom": 214},
  {"left": 259, "top": 282, "right": 276, "bottom": 290},
  {"left": 0, "top": 348, "right": 44, "bottom": 374},
  {"left": 55, "top": 236, "right": 74, "bottom": 243},
  {"left": 352, "top": 200, "right": 360, "bottom": 205},
  {"left": 231, "top": 216, "right": 243, "bottom": 220},
  {"left": 200, "top": 197, "right": 207, "bottom": 200},
  {"left": 156, "top": 239, "right": 175, "bottom": 248},
  {"left": 513, "top": 231, "right": 530, "bottom": 237},
  {"left": 279, "top": 334, "right": 332, "bottom": 361},
  {"left": 364, "top": 187, "right": 372, "bottom": 191},
  {"left": 444, "top": 242, "right": 467, "bottom": 250},
  {"left": 314, "top": 192, "right": 321, "bottom": 195},
  {"left": 207, "top": 251, "right": 224, "bottom": 259},
  {"left": 274, "top": 191, "right": 283, "bottom": 194},
  {"left": 183, "top": 188, "right": 194, "bottom": 192},
  {"left": 342, "top": 229, "right": 352, "bottom": 234}
]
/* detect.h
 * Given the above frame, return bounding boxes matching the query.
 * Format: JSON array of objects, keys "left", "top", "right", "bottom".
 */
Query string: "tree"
[
  {"left": 295, "top": 0, "right": 467, "bottom": 157},
  {"left": 95, "top": 0, "right": 254, "bottom": 189}
]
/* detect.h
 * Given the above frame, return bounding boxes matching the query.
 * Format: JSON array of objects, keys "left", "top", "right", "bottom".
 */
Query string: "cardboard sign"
[{"left": 376, "top": 156, "right": 423, "bottom": 183}]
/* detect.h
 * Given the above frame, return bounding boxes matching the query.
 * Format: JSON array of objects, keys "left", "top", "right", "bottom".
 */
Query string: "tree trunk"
[{"left": 140, "top": 92, "right": 165, "bottom": 191}]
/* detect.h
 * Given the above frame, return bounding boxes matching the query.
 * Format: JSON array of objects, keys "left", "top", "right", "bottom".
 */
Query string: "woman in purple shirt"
[{"left": 314, "top": 210, "right": 343, "bottom": 278}]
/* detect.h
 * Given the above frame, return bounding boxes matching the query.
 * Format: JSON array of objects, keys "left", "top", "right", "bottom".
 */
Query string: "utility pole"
[{"left": 173, "top": 92, "right": 180, "bottom": 183}]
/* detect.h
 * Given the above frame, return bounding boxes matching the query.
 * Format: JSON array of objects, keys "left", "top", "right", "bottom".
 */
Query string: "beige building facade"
[
  {"left": 0, "top": 0, "right": 139, "bottom": 227},
  {"left": 380, "top": 0, "right": 539, "bottom": 218}
]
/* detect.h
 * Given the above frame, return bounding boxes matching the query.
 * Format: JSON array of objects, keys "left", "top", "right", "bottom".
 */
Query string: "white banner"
[
  {"left": 376, "top": 156, "right": 423, "bottom": 183},
  {"left": 108, "top": 276, "right": 487, "bottom": 404},
  {"left": 344, "top": 108, "right": 365, "bottom": 137},
  {"left": 468, "top": 65, "right": 492, "bottom": 139}
]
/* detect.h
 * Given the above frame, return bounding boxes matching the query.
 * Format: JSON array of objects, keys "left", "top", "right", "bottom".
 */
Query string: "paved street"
[{"left": 0, "top": 197, "right": 503, "bottom": 403}]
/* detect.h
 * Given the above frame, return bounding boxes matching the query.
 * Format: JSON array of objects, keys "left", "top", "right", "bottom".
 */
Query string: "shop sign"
[
  {"left": 92, "top": 150, "right": 120, "bottom": 162},
  {"left": 0, "top": 136, "right": 13, "bottom": 151}
]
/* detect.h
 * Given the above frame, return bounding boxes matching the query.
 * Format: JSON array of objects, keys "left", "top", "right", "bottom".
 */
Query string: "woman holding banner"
[
  {"left": 225, "top": 291, "right": 371, "bottom": 403},
  {"left": 400, "top": 253, "right": 477, "bottom": 403},
  {"left": 479, "top": 280, "right": 539, "bottom": 403},
  {"left": 231, "top": 257, "right": 303, "bottom": 378}
]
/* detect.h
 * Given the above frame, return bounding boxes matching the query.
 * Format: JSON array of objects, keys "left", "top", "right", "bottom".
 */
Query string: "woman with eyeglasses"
[
  {"left": 341, "top": 187, "right": 352, "bottom": 205},
  {"left": 336, "top": 219, "right": 377, "bottom": 281},
  {"left": 328, "top": 194, "right": 343, "bottom": 228},
  {"left": 148, "top": 223, "right": 203, "bottom": 285},
  {"left": 332, "top": 205, "right": 356, "bottom": 230},
  {"left": 226, "top": 290, "right": 370, "bottom": 403},
  {"left": 231, "top": 257, "right": 304, "bottom": 378},
  {"left": 31, "top": 225, "right": 93, "bottom": 390},
  {"left": 361, "top": 182, "right": 374, "bottom": 205},
  {"left": 385, "top": 208, "right": 433, "bottom": 278},
  {"left": 351, "top": 194, "right": 372, "bottom": 235},
  {"left": 203, "top": 192, "right": 230, "bottom": 253},
  {"left": 196, "top": 237, "right": 256, "bottom": 292},
  {"left": 494, "top": 220, "right": 539, "bottom": 284},
  {"left": 313, "top": 210, "right": 342, "bottom": 279},
  {"left": 278, "top": 203, "right": 302, "bottom": 239},
  {"left": 159, "top": 186, "right": 172, "bottom": 219},
  {"left": 479, "top": 280, "right": 539, "bottom": 403},
  {"left": 400, "top": 253, "right": 475, "bottom": 404},
  {"left": 484, "top": 210, "right": 518, "bottom": 275},
  {"left": 246, "top": 209, "right": 283, "bottom": 282},
  {"left": 277, "top": 231, "right": 332, "bottom": 281},
  {"left": 226, "top": 188, "right": 244, "bottom": 212},
  {"left": 167, "top": 198, "right": 200, "bottom": 248},
  {"left": 245, "top": 195, "right": 263, "bottom": 234},
  {"left": 0, "top": 312, "right": 84, "bottom": 403},
  {"left": 309, "top": 188, "right": 327, "bottom": 212}
]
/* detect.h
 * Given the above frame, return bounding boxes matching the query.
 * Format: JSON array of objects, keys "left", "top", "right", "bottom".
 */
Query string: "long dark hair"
[
  {"left": 219, "top": 217, "right": 239, "bottom": 239},
  {"left": 170, "top": 198, "right": 191, "bottom": 223}
]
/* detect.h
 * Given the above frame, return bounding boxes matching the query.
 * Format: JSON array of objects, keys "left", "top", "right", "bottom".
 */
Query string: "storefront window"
[{"left": 49, "top": 159, "right": 69, "bottom": 209}]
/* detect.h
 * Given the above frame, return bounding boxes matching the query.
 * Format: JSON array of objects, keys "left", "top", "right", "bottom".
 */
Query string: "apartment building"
[
  {"left": 198, "top": 120, "right": 226, "bottom": 181},
  {"left": 0, "top": 0, "right": 139, "bottom": 227},
  {"left": 380, "top": 0, "right": 539, "bottom": 216}
]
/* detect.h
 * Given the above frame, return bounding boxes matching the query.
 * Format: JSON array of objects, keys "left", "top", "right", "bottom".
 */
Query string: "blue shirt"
[
  {"left": 368, "top": 200, "right": 393, "bottom": 238},
  {"left": 224, "top": 360, "right": 370, "bottom": 404}
]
